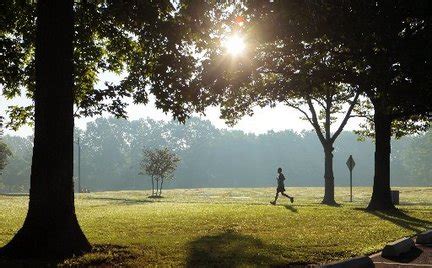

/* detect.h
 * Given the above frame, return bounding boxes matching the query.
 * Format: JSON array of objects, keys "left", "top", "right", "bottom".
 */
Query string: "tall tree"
[
  {"left": 284, "top": 87, "right": 359, "bottom": 205},
  {"left": 1, "top": 0, "right": 201, "bottom": 258},
  {"left": 322, "top": 1, "right": 432, "bottom": 210},
  {"left": 0, "top": 0, "right": 91, "bottom": 257}
]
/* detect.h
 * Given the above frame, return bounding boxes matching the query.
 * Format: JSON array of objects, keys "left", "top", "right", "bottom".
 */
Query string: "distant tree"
[
  {"left": 0, "top": 142, "right": 12, "bottom": 177},
  {"left": 0, "top": 116, "right": 12, "bottom": 183},
  {"left": 399, "top": 130, "right": 432, "bottom": 185},
  {"left": 0, "top": 135, "right": 32, "bottom": 192},
  {"left": 8, "top": 117, "right": 431, "bottom": 190},
  {"left": 140, "top": 148, "right": 180, "bottom": 197}
]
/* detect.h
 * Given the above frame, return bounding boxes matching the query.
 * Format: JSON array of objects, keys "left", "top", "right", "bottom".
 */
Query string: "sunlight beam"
[{"left": 222, "top": 34, "right": 246, "bottom": 57}]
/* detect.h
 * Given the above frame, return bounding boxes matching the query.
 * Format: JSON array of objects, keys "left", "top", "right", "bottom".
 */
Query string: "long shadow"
[
  {"left": 0, "top": 244, "right": 135, "bottom": 266},
  {"left": 186, "top": 230, "right": 289, "bottom": 267},
  {"left": 84, "top": 197, "right": 316, "bottom": 207},
  {"left": 76, "top": 244, "right": 136, "bottom": 265},
  {"left": 283, "top": 205, "right": 298, "bottom": 213},
  {"left": 84, "top": 196, "right": 154, "bottom": 205},
  {"left": 322, "top": 202, "right": 341, "bottom": 208},
  {"left": 399, "top": 202, "right": 432, "bottom": 207},
  {"left": 356, "top": 208, "right": 432, "bottom": 233}
]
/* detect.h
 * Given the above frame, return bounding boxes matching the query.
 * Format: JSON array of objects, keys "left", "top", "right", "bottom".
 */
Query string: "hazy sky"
[
  {"left": 0, "top": 96, "right": 363, "bottom": 137},
  {"left": 0, "top": 72, "right": 363, "bottom": 137}
]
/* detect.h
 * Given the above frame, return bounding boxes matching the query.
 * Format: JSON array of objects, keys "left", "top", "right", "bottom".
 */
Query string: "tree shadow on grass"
[
  {"left": 356, "top": 208, "right": 432, "bottom": 233},
  {"left": 399, "top": 202, "right": 432, "bottom": 206},
  {"left": 0, "top": 244, "right": 136, "bottom": 266},
  {"left": 322, "top": 202, "right": 341, "bottom": 208},
  {"left": 84, "top": 196, "right": 154, "bottom": 205},
  {"left": 186, "top": 230, "right": 291, "bottom": 267},
  {"left": 65, "top": 244, "right": 136, "bottom": 266}
]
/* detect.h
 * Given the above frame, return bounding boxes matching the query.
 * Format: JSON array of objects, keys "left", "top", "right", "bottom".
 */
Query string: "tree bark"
[
  {"left": 160, "top": 179, "right": 164, "bottom": 196},
  {"left": 0, "top": 0, "right": 91, "bottom": 258},
  {"left": 151, "top": 176, "right": 154, "bottom": 196},
  {"left": 367, "top": 103, "right": 395, "bottom": 210},
  {"left": 322, "top": 143, "right": 337, "bottom": 205}
]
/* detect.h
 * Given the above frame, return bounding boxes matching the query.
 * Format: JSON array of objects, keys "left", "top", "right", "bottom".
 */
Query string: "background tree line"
[{"left": 1, "top": 117, "right": 430, "bottom": 193}]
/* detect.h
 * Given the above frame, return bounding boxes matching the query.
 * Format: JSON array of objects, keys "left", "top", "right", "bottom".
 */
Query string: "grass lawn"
[{"left": 0, "top": 187, "right": 432, "bottom": 266}]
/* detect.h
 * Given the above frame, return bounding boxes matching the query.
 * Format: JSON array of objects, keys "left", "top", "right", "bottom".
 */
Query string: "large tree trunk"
[
  {"left": 322, "top": 143, "right": 337, "bottom": 205},
  {"left": 367, "top": 103, "right": 395, "bottom": 210},
  {"left": 0, "top": 0, "right": 91, "bottom": 258},
  {"left": 151, "top": 176, "right": 155, "bottom": 196}
]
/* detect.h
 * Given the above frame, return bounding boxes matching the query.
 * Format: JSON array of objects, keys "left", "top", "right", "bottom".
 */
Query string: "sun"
[{"left": 222, "top": 34, "right": 246, "bottom": 56}]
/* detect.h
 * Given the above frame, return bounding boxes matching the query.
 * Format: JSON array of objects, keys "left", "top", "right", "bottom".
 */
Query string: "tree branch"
[
  {"left": 306, "top": 96, "right": 326, "bottom": 145},
  {"left": 350, "top": 114, "right": 374, "bottom": 123},
  {"left": 331, "top": 91, "right": 360, "bottom": 142},
  {"left": 287, "top": 103, "right": 314, "bottom": 126},
  {"left": 310, "top": 96, "right": 326, "bottom": 110},
  {"left": 324, "top": 91, "right": 331, "bottom": 141}
]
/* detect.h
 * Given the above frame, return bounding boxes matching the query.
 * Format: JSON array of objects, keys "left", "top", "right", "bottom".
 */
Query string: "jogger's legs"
[
  {"left": 281, "top": 192, "right": 292, "bottom": 199},
  {"left": 274, "top": 192, "right": 279, "bottom": 202},
  {"left": 272, "top": 191, "right": 294, "bottom": 205},
  {"left": 282, "top": 191, "right": 294, "bottom": 203}
]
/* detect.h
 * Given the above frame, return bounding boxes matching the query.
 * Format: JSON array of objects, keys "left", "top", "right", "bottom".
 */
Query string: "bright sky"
[
  {"left": 0, "top": 83, "right": 361, "bottom": 137},
  {"left": 0, "top": 34, "right": 363, "bottom": 137}
]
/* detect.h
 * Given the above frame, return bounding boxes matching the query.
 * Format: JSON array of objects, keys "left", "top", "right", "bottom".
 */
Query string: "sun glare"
[{"left": 222, "top": 34, "right": 246, "bottom": 56}]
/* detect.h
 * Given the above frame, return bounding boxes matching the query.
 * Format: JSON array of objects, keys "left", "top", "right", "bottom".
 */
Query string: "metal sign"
[
  {"left": 346, "top": 155, "right": 355, "bottom": 171},
  {"left": 346, "top": 155, "right": 355, "bottom": 202}
]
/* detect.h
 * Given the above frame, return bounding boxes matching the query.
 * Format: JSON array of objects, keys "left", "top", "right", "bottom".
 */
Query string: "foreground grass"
[{"left": 0, "top": 187, "right": 431, "bottom": 266}]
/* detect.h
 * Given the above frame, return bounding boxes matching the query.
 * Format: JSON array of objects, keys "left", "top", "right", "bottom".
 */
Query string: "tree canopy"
[
  {"left": 1, "top": 0, "right": 202, "bottom": 130},
  {"left": 188, "top": 0, "right": 432, "bottom": 210}
]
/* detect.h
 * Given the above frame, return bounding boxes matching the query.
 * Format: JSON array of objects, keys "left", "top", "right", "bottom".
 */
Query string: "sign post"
[{"left": 346, "top": 155, "right": 355, "bottom": 202}]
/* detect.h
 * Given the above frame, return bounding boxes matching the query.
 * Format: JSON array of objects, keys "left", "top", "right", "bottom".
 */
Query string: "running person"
[{"left": 270, "top": 167, "right": 294, "bottom": 205}]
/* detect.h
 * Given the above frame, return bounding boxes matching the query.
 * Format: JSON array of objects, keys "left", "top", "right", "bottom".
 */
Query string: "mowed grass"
[{"left": 0, "top": 187, "right": 432, "bottom": 266}]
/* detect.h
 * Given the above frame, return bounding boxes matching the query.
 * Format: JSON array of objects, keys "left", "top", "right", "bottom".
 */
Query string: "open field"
[{"left": 1, "top": 187, "right": 432, "bottom": 266}]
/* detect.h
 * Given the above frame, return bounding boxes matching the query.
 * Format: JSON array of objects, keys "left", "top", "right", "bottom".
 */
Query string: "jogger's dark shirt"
[{"left": 277, "top": 173, "right": 286, "bottom": 192}]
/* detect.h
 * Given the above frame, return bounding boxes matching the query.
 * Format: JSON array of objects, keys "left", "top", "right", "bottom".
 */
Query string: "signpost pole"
[
  {"left": 350, "top": 169, "right": 352, "bottom": 202},
  {"left": 346, "top": 155, "right": 355, "bottom": 203}
]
